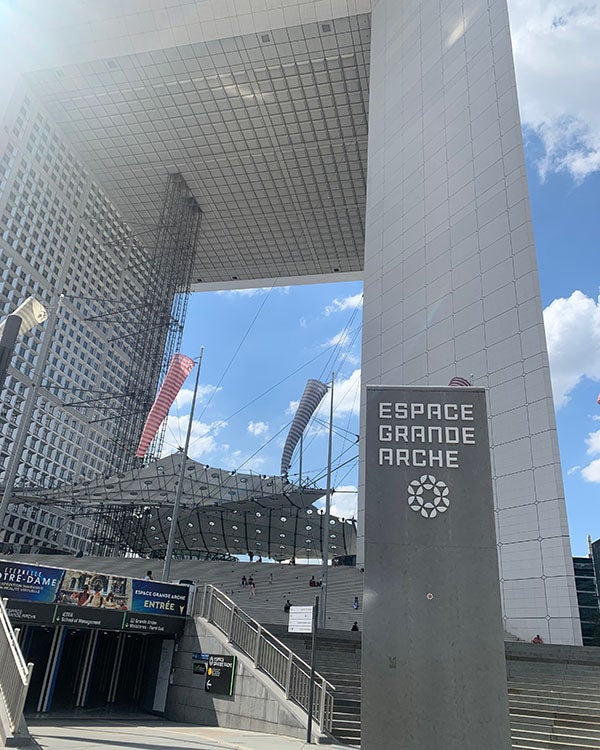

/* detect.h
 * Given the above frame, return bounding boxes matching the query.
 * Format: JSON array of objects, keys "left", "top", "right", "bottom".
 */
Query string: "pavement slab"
[{"left": 17, "top": 720, "right": 357, "bottom": 750}]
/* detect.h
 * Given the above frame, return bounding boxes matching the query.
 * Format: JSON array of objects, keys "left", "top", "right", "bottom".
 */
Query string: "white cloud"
[
  {"left": 543, "top": 291, "right": 600, "bottom": 407},
  {"left": 324, "top": 293, "right": 363, "bottom": 316},
  {"left": 579, "top": 429, "right": 600, "bottom": 482},
  {"left": 509, "top": 0, "right": 600, "bottom": 179},
  {"left": 586, "top": 430, "right": 600, "bottom": 455},
  {"left": 218, "top": 445, "right": 267, "bottom": 473},
  {"left": 216, "top": 287, "right": 270, "bottom": 297},
  {"left": 216, "top": 286, "right": 289, "bottom": 297},
  {"left": 160, "top": 416, "right": 227, "bottom": 461},
  {"left": 566, "top": 464, "right": 581, "bottom": 475},
  {"left": 173, "top": 384, "right": 220, "bottom": 409},
  {"left": 341, "top": 352, "right": 360, "bottom": 366},
  {"left": 247, "top": 420, "right": 269, "bottom": 437},
  {"left": 315, "top": 369, "right": 361, "bottom": 420},
  {"left": 323, "top": 329, "right": 352, "bottom": 349},
  {"left": 582, "top": 459, "right": 600, "bottom": 483},
  {"left": 330, "top": 485, "right": 358, "bottom": 519}
]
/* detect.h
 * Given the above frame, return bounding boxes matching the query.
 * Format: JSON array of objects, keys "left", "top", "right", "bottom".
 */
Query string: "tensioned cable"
[
  {"left": 317, "top": 296, "right": 362, "bottom": 382},
  {"left": 311, "top": 416, "right": 358, "bottom": 443},
  {"left": 298, "top": 439, "right": 358, "bottom": 483},
  {"left": 312, "top": 454, "right": 358, "bottom": 486},
  {"left": 196, "top": 281, "right": 279, "bottom": 424},
  {"left": 133, "top": 289, "right": 362, "bottom": 476},
  {"left": 185, "top": 323, "right": 360, "bottom": 456},
  {"left": 233, "top": 420, "right": 292, "bottom": 474}
]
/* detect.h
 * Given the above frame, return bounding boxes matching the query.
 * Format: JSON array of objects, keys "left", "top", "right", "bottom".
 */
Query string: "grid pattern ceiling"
[{"left": 25, "top": 14, "right": 371, "bottom": 285}]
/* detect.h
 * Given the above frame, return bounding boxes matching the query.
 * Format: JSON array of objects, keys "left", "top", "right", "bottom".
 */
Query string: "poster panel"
[
  {"left": 55, "top": 568, "right": 130, "bottom": 611},
  {"left": 0, "top": 561, "right": 64, "bottom": 603}
]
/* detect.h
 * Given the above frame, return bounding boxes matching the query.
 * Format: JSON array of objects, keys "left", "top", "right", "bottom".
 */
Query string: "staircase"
[
  {"left": 328, "top": 670, "right": 361, "bottom": 745},
  {"left": 275, "top": 635, "right": 600, "bottom": 748},
  {"left": 275, "top": 629, "right": 361, "bottom": 746},
  {"left": 507, "top": 643, "right": 600, "bottom": 749}
]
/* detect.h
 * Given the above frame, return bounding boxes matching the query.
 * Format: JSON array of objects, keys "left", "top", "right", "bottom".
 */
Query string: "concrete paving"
[{"left": 17, "top": 720, "right": 357, "bottom": 750}]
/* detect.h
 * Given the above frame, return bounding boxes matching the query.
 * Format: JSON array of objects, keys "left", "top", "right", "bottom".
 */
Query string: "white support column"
[{"left": 359, "top": 0, "right": 581, "bottom": 646}]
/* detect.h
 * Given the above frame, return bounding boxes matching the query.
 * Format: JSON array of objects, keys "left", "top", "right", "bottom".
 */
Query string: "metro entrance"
[{"left": 20, "top": 625, "right": 175, "bottom": 715}]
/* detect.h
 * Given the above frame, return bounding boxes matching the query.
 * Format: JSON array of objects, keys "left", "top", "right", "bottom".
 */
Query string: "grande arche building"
[{"left": 0, "top": 0, "right": 580, "bottom": 645}]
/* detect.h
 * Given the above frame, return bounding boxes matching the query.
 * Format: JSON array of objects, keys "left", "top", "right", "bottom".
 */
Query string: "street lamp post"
[
  {"left": 0, "top": 296, "right": 54, "bottom": 536},
  {"left": 319, "top": 372, "right": 334, "bottom": 629},
  {"left": 0, "top": 316, "right": 23, "bottom": 388}
]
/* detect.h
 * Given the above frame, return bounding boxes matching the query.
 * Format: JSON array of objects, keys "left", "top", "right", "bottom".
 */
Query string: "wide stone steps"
[
  {"left": 511, "top": 718, "right": 600, "bottom": 741},
  {"left": 510, "top": 731, "right": 600, "bottom": 749},
  {"left": 509, "top": 697, "right": 600, "bottom": 717}
]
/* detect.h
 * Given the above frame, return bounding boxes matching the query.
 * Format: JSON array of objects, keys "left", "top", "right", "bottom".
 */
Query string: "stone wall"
[{"left": 165, "top": 618, "right": 312, "bottom": 740}]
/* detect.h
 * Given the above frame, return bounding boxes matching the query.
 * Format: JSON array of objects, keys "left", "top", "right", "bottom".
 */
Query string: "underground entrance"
[{"left": 19, "top": 625, "right": 175, "bottom": 715}]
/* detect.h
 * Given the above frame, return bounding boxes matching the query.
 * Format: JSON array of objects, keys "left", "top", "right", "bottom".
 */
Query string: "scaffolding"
[
  {"left": 89, "top": 503, "right": 152, "bottom": 557},
  {"left": 83, "top": 175, "right": 201, "bottom": 552},
  {"left": 109, "top": 174, "right": 201, "bottom": 470}
]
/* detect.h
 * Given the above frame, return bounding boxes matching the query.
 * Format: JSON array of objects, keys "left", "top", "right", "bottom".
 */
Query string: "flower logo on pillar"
[{"left": 407, "top": 475, "right": 450, "bottom": 518}]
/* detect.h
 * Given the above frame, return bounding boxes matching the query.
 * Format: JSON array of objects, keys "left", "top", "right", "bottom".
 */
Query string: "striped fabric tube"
[
  {"left": 135, "top": 353, "right": 195, "bottom": 458},
  {"left": 280, "top": 378, "right": 328, "bottom": 476},
  {"left": 448, "top": 376, "right": 472, "bottom": 387}
]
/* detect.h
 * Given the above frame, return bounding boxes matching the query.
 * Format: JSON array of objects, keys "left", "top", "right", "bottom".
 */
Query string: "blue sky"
[{"left": 162, "top": 1, "right": 600, "bottom": 557}]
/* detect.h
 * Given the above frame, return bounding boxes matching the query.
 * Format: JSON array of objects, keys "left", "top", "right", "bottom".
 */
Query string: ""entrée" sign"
[{"left": 377, "top": 400, "right": 477, "bottom": 469}]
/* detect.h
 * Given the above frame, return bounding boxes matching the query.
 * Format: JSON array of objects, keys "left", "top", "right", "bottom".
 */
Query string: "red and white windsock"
[{"left": 135, "top": 353, "right": 195, "bottom": 458}]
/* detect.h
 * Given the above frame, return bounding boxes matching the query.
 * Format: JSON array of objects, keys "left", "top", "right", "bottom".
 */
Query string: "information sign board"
[
  {"left": 54, "top": 604, "right": 125, "bottom": 630},
  {"left": 204, "top": 654, "right": 236, "bottom": 696},
  {"left": 288, "top": 605, "right": 313, "bottom": 633},
  {"left": 363, "top": 385, "right": 511, "bottom": 749},
  {"left": 123, "top": 611, "right": 185, "bottom": 635},
  {"left": 5, "top": 600, "right": 54, "bottom": 625}
]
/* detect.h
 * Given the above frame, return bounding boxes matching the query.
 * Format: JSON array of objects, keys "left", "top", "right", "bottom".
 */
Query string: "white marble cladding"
[{"left": 359, "top": 0, "right": 581, "bottom": 644}]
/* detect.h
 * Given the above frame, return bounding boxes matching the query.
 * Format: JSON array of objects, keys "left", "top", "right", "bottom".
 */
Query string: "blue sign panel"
[
  {"left": 130, "top": 579, "right": 189, "bottom": 617},
  {"left": 0, "top": 562, "right": 64, "bottom": 603}
]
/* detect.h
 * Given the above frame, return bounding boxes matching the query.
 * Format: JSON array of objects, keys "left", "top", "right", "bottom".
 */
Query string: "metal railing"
[
  {"left": 198, "top": 585, "right": 335, "bottom": 734},
  {"left": 0, "top": 598, "right": 33, "bottom": 735}
]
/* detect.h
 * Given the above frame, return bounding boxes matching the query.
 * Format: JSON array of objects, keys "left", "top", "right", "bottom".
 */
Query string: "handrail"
[
  {"left": 197, "top": 586, "right": 335, "bottom": 690},
  {"left": 0, "top": 598, "right": 33, "bottom": 735},
  {"left": 198, "top": 584, "right": 335, "bottom": 734}
]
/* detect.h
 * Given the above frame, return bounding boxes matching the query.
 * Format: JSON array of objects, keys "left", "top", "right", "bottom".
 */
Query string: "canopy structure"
[{"left": 17, "top": 454, "right": 356, "bottom": 561}]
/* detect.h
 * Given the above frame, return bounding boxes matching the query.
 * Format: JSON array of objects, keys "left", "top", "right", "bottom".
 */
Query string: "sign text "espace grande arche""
[{"left": 377, "top": 400, "right": 477, "bottom": 469}]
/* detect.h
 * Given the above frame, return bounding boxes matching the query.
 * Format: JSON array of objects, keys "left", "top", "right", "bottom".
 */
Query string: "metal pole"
[
  {"left": 161, "top": 347, "right": 204, "bottom": 581},
  {"left": 298, "top": 433, "right": 303, "bottom": 486},
  {"left": 0, "top": 298, "right": 60, "bottom": 533},
  {"left": 319, "top": 373, "right": 334, "bottom": 628},
  {"left": 0, "top": 316, "right": 21, "bottom": 388},
  {"left": 306, "top": 594, "right": 319, "bottom": 743}
]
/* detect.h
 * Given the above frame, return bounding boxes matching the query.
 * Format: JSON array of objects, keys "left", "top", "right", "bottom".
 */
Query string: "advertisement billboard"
[
  {"left": 0, "top": 561, "right": 64, "bottom": 603},
  {"left": 1, "top": 560, "right": 190, "bottom": 634}
]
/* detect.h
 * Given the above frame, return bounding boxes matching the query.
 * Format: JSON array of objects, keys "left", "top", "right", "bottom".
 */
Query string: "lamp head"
[{"left": 0, "top": 296, "right": 48, "bottom": 337}]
